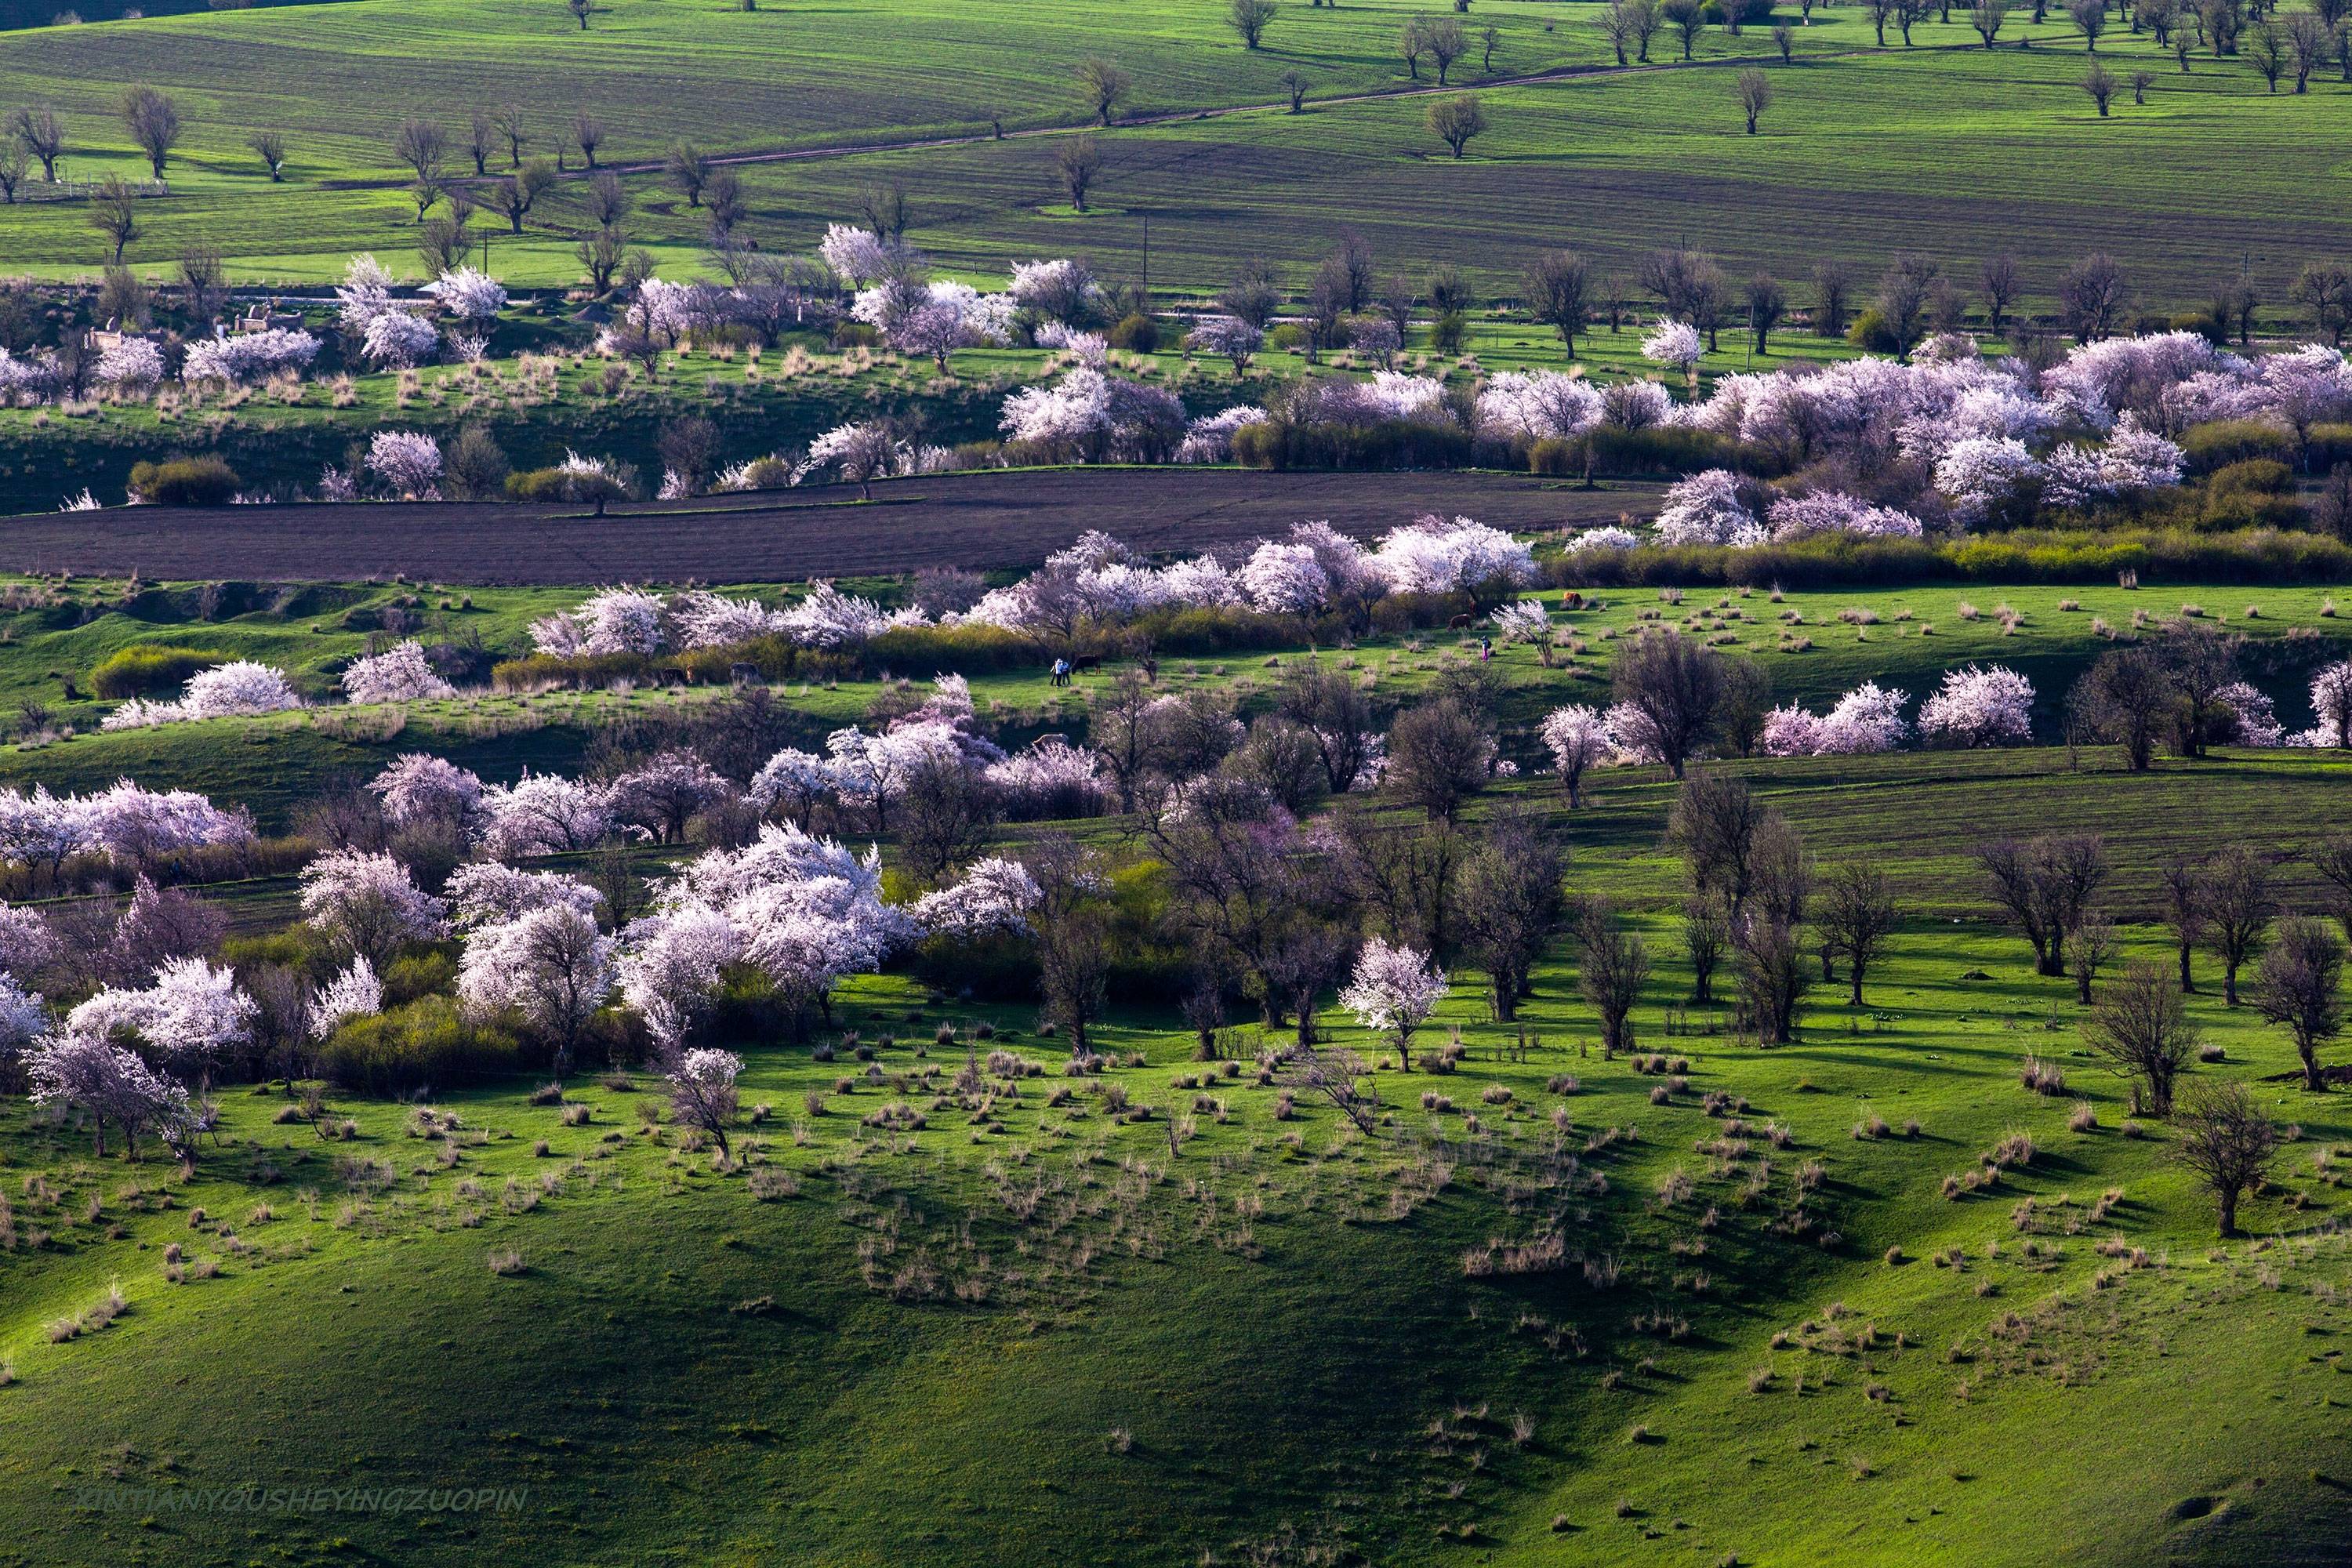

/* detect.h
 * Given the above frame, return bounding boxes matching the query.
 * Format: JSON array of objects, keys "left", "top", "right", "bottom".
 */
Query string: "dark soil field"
[{"left": 4, "top": 469, "right": 1658, "bottom": 583}]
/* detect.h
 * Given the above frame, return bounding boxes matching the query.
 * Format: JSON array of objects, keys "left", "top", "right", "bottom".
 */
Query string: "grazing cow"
[
  {"left": 1562, "top": 592, "right": 1584, "bottom": 611},
  {"left": 729, "top": 662, "right": 760, "bottom": 688},
  {"left": 1072, "top": 654, "right": 1102, "bottom": 673},
  {"left": 1448, "top": 613, "right": 1474, "bottom": 630}
]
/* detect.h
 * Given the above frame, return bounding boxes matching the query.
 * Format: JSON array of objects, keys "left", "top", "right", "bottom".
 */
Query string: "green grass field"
[
  {"left": 0, "top": 0, "right": 2343, "bottom": 305},
  {"left": 0, "top": 566, "right": 2350, "bottom": 1561},
  {"left": 3, "top": 742, "right": 2351, "bottom": 1566}
]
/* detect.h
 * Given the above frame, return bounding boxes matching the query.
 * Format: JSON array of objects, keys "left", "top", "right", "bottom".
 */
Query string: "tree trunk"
[
  {"left": 2217, "top": 1189, "right": 2239, "bottom": 1237},
  {"left": 2178, "top": 941, "right": 2195, "bottom": 992},
  {"left": 2303, "top": 1040, "right": 2327, "bottom": 1092},
  {"left": 1849, "top": 970, "right": 1865, "bottom": 1007},
  {"left": 2223, "top": 961, "right": 2240, "bottom": 1005}
]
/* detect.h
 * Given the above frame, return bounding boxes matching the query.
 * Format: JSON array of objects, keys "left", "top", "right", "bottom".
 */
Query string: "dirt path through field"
[{"left": 8, "top": 467, "right": 1657, "bottom": 584}]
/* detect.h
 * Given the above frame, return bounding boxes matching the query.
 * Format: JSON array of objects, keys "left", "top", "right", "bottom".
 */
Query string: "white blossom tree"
[
  {"left": 343, "top": 641, "right": 457, "bottom": 703},
  {"left": 1338, "top": 937, "right": 1449, "bottom": 1070},
  {"left": 299, "top": 849, "right": 447, "bottom": 967},
  {"left": 666, "top": 1046, "right": 742, "bottom": 1159}
]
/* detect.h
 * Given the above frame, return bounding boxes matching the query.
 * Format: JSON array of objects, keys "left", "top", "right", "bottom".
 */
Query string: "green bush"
[
  {"left": 1231, "top": 416, "right": 1474, "bottom": 470},
  {"left": 2303, "top": 423, "right": 2352, "bottom": 470},
  {"left": 1429, "top": 312, "right": 1468, "bottom": 351},
  {"left": 129, "top": 455, "right": 240, "bottom": 506},
  {"left": 1533, "top": 424, "right": 1770, "bottom": 480},
  {"left": 1546, "top": 525, "right": 2352, "bottom": 590},
  {"left": 317, "top": 995, "right": 527, "bottom": 1097},
  {"left": 1106, "top": 313, "right": 1160, "bottom": 352},
  {"left": 830, "top": 321, "right": 881, "bottom": 349},
  {"left": 2180, "top": 419, "right": 2296, "bottom": 474},
  {"left": 1845, "top": 309, "right": 1903, "bottom": 356},
  {"left": 2206, "top": 458, "right": 2293, "bottom": 499},
  {"left": 381, "top": 950, "right": 458, "bottom": 1007},
  {"left": 1267, "top": 323, "right": 1308, "bottom": 350},
  {"left": 88, "top": 643, "right": 230, "bottom": 699}
]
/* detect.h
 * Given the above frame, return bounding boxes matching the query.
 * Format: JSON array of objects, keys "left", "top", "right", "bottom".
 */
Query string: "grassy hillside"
[
  {"left": 0, "top": 0, "right": 2341, "bottom": 300},
  {"left": 3, "top": 750, "right": 2351, "bottom": 1566},
  {"left": 0, "top": 572, "right": 2339, "bottom": 826}
]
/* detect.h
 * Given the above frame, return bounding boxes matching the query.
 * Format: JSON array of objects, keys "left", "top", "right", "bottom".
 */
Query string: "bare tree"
[
  {"left": 248, "top": 129, "right": 288, "bottom": 181},
  {"left": 664, "top": 141, "right": 709, "bottom": 207},
  {"left": 2201, "top": 845, "right": 2274, "bottom": 1005},
  {"left": 1399, "top": 15, "right": 1432, "bottom": 76},
  {"left": 1976, "top": 833, "right": 2107, "bottom": 978},
  {"left": 1275, "top": 1040, "right": 1381, "bottom": 1133},
  {"left": 1671, "top": 771, "right": 1769, "bottom": 918},
  {"left": 484, "top": 160, "right": 555, "bottom": 234},
  {"left": 2172, "top": 1080, "right": 2277, "bottom": 1236},
  {"left": 1733, "top": 817, "right": 1812, "bottom": 1043},
  {"left": 2069, "top": 644, "right": 2171, "bottom": 770},
  {"left": 1054, "top": 135, "right": 1105, "bottom": 211},
  {"left": 1427, "top": 16, "right": 1469, "bottom": 80},
  {"left": 121, "top": 85, "right": 181, "bottom": 180},
  {"left": 1275, "top": 660, "right": 1382, "bottom": 793},
  {"left": 1228, "top": 0, "right": 1279, "bottom": 44},
  {"left": 1076, "top": 56, "right": 1132, "bottom": 124},
  {"left": 494, "top": 103, "right": 529, "bottom": 169},
  {"left": 88, "top": 174, "right": 140, "bottom": 263},
  {"left": 1663, "top": 0, "right": 1708, "bottom": 56},
  {"left": 1970, "top": 0, "right": 2009, "bottom": 44},
  {"left": 1611, "top": 627, "right": 1722, "bottom": 779},
  {"left": 1279, "top": 67, "right": 1308, "bottom": 112},
  {"left": 1736, "top": 67, "right": 1773, "bottom": 132},
  {"left": 1457, "top": 810, "right": 1567, "bottom": 1022},
  {"left": 1027, "top": 834, "right": 1112, "bottom": 1058},
  {"left": 2246, "top": 18, "right": 2288, "bottom": 88},
  {"left": 572, "top": 111, "right": 605, "bottom": 169},
  {"left": 1427, "top": 93, "right": 1488, "bottom": 158},
  {"left": 1576, "top": 902, "right": 1651, "bottom": 1055},
  {"left": 1523, "top": 249, "right": 1592, "bottom": 356},
  {"left": 1682, "top": 892, "right": 1729, "bottom": 1004},
  {"left": 1744, "top": 271, "right": 1786, "bottom": 352},
  {"left": 0, "top": 143, "right": 23, "bottom": 205},
  {"left": 177, "top": 242, "right": 225, "bottom": 321},
  {"left": 394, "top": 118, "right": 447, "bottom": 186},
  {"left": 2069, "top": 0, "right": 2107, "bottom": 45},
  {"left": 1979, "top": 252, "right": 2021, "bottom": 328},
  {"left": 1817, "top": 860, "right": 1898, "bottom": 1006},
  {"left": 2082, "top": 60, "right": 2118, "bottom": 114},
  {"left": 465, "top": 107, "right": 495, "bottom": 176},
  {"left": 2256, "top": 916, "right": 2343, "bottom": 1091},
  {"left": 2160, "top": 855, "right": 2209, "bottom": 992},
  {"left": 2082, "top": 960, "right": 2198, "bottom": 1114},
  {"left": 1811, "top": 260, "right": 1853, "bottom": 337},
  {"left": 9, "top": 106, "right": 62, "bottom": 183}
]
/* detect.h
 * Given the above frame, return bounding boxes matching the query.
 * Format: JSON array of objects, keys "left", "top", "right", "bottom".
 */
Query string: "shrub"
[
  {"left": 88, "top": 644, "right": 231, "bottom": 699},
  {"left": 2205, "top": 458, "right": 2293, "bottom": 499},
  {"left": 130, "top": 455, "right": 241, "bottom": 506},
  {"left": 1531, "top": 424, "right": 1766, "bottom": 481},
  {"left": 1845, "top": 308, "right": 1902, "bottom": 355},
  {"left": 316, "top": 995, "right": 528, "bottom": 1096},
  {"left": 1105, "top": 313, "right": 1160, "bottom": 352},
  {"left": 2180, "top": 420, "right": 2297, "bottom": 474},
  {"left": 1231, "top": 416, "right": 1475, "bottom": 472}
]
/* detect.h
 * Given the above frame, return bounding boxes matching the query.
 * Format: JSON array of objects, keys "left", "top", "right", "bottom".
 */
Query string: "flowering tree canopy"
[
  {"left": 1918, "top": 665, "right": 2035, "bottom": 748},
  {"left": 343, "top": 641, "right": 456, "bottom": 703}
]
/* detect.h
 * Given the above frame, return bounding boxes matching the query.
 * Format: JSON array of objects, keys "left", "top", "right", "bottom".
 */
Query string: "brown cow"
[{"left": 1447, "top": 613, "right": 1473, "bottom": 630}]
